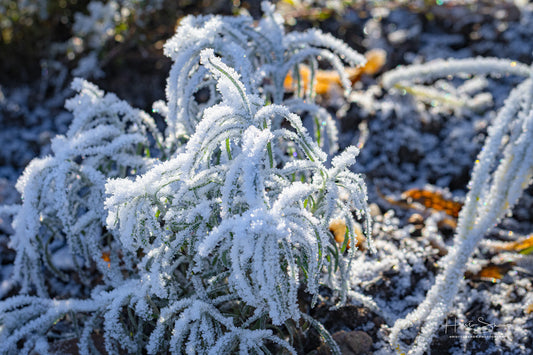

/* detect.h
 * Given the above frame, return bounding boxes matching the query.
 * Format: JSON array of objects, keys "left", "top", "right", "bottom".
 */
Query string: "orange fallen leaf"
[
  {"left": 349, "top": 48, "right": 387, "bottom": 78},
  {"left": 283, "top": 65, "right": 338, "bottom": 95},
  {"left": 102, "top": 251, "right": 111, "bottom": 268},
  {"left": 496, "top": 235, "right": 533, "bottom": 254},
  {"left": 377, "top": 186, "right": 462, "bottom": 219},
  {"left": 329, "top": 219, "right": 366, "bottom": 251},
  {"left": 477, "top": 265, "right": 504, "bottom": 281},
  {"left": 401, "top": 188, "right": 463, "bottom": 218},
  {"left": 526, "top": 303, "right": 533, "bottom": 314},
  {"left": 283, "top": 49, "right": 386, "bottom": 95},
  {"left": 466, "top": 263, "right": 515, "bottom": 282}
]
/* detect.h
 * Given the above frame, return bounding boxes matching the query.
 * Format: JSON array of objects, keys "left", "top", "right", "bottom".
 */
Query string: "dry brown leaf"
[
  {"left": 496, "top": 234, "right": 533, "bottom": 254},
  {"left": 346, "top": 48, "right": 387, "bottom": 82},
  {"left": 466, "top": 263, "right": 515, "bottom": 282},
  {"left": 362, "top": 49, "right": 387, "bottom": 75},
  {"left": 437, "top": 217, "right": 458, "bottom": 230},
  {"left": 283, "top": 49, "right": 386, "bottom": 95},
  {"left": 101, "top": 251, "right": 111, "bottom": 268},
  {"left": 377, "top": 186, "right": 462, "bottom": 218},
  {"left": 477, "top": 265, "right": 504, "bottom": 281},
  {"left": 329, "top": 219, "right": 366, "bottom": 251},
  {"left": 401, "top": 188, "right": 463, "bottom": 218}
]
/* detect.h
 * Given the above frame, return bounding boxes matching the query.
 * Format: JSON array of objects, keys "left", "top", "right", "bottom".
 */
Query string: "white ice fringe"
[
  {"left": 382, "top": 57, "right": 531, "bottom": 89},
  {"left": 108, "top": 48, "right": 370, "bottom": 351}
]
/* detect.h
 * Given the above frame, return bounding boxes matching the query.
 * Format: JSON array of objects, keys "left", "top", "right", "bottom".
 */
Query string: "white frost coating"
[
  {"left": 7, "top": 77, "right": 159, "bottom": 296},
  {"left": 382, "top": 57, "right": 531, "bottom": 89},
  {"left": 109, "top": 44, "right": 368, "bottom": 352},
  {"left": 200, "top": 48, "right": 254, "bottom": 117},
  {"left": 284, "top": 28, "right": 367, "bottom": 67},
  {"left": 388, "top": 61, "right": 533, "bottom": 354},
  {"left": 1, "top": 77, "right": 159, "bottom": 351}
]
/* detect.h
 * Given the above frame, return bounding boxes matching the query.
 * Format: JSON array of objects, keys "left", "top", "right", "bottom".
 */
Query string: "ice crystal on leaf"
[{"left": 0, "top": 2, "right": 371, "bottom": 354}]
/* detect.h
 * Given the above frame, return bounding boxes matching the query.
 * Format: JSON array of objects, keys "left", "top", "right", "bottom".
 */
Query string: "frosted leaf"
[
  {"left": 285, "top": 28, "right": 366, "bottom": 68},
  {"left": 382, "top": 57, "right": 531, "bottom": 90},
  {"left": 200, "top": 48, "right": 257, "bottom": 118}
]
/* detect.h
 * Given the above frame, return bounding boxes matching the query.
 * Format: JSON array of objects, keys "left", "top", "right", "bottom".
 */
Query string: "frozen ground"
[{"left": 1, "top": 1, "right": 533, "bottom": 354}]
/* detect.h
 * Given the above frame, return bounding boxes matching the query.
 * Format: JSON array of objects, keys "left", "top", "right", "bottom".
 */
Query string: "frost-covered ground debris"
[{"left": 382, "top": 57, "right": 533, "bottom": 354}]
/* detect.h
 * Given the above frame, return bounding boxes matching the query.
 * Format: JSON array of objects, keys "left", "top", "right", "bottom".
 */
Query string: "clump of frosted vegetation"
[
  {"left": 0, "top": 2, "right": 371, "bottom": 353},
  {"left": 7, "top": 78, "right": 161, "bottom": 298}
]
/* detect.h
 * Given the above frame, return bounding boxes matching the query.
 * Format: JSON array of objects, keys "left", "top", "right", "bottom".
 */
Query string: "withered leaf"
[{"left": 284, "top": 49, "right": 386, "bottom": 95}]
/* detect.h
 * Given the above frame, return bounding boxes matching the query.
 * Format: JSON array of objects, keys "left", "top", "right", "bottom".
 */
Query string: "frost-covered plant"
[
  {"left": 161, "top": 2, "right": 365, "bottom": 153},
  {"left": 0, "top": 3, "right": 371, "bottom": 353},
  {"left": 3, "top": 78, "right": 161, "bottom": 298},
  {"left": 104, "top": 47, "right": 370, "bottom": 353},
  {"left": 383, "top": 57, "right": 533, "bottom": 355}
]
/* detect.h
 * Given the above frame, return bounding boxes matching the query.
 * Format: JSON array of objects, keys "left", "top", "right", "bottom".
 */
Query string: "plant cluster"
[{"left": 0, "top": 2, "right": 372, "bottom": 354}]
